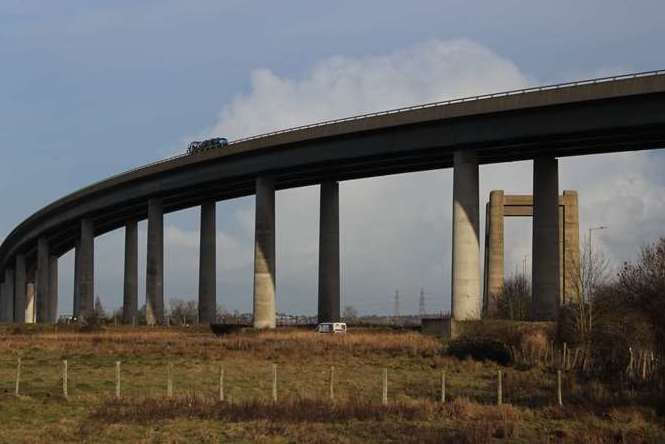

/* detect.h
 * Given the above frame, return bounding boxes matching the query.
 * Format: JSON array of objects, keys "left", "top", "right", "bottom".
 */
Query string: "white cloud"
[{"left": 210, "top": 39, "right": 528, "bottom": 139}]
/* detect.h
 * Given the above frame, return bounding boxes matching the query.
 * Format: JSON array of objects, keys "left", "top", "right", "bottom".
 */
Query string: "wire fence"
[{"left": 1, "top": 357, "right": 563, "bottom": 407}]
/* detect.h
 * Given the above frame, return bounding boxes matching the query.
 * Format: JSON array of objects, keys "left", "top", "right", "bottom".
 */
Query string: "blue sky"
[{"left": 1, "top": 1, "right": 664, "bottom": 316}]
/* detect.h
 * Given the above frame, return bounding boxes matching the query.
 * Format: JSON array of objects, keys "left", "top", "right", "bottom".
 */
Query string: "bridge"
[{"left": 1, "top": 70, "right": 664, "bottom": 326}]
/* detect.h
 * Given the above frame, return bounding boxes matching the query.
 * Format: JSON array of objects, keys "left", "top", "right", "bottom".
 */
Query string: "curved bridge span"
[{"left": 1, "top": 71, "right": 664, "bottom": 326}]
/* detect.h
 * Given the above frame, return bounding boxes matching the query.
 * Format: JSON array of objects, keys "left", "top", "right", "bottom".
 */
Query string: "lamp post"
[{"left": 588, "top": 226, "right": 608, "bottom": 258}]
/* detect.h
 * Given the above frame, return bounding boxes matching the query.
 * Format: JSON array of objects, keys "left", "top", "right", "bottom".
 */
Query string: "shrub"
[{"left": 448, "top": 337, "right": 511, "bottom": 365}]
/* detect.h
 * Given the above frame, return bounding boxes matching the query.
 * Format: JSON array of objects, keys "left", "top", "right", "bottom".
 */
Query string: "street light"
[{"left": 588, "top": 225, "right": 608, "bottom": 257}]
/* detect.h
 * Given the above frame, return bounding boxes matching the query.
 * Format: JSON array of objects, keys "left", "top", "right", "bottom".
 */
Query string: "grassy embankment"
[{"left": 0, "top": 325, "right": 662, "bottom": 443}]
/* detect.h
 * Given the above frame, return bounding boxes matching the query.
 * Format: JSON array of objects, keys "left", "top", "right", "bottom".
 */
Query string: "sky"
[{"left": 1, "top": 1, "right": 664, "bottom": 316}]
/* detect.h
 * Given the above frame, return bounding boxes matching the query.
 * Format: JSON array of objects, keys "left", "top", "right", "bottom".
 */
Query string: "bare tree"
[
  {"left": 568, "top": 237, "right": 611, "bottom": 343},
  {"left": 497, "top": 273, "right": 531, "bottom": 320},
  {"left": 94, "top": 296, "right": 107, "bottom": 320},
  {"left": 342, "top": 305, "right": 358, "bottom": 322},
  {"left": 617, "top": 237, "right": 665, "bottom": 353},
  {"left": 169, "top": 299, "right": 198, "bottom": 325}
]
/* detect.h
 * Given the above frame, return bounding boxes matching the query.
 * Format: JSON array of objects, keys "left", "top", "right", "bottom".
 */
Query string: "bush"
[
  {"left": 448, "top": 337, "right": 512, "bottom": 365},
  {"left": 496, "top": 274, "right": 531, "bottom": 321}
]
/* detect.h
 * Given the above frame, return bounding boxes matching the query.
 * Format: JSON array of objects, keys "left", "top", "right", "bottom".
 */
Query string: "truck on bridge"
[{"left": 187, "top": 137, "right": 228, "bottom": 155}]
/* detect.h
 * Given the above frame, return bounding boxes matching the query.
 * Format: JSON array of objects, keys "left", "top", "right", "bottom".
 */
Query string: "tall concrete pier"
[
  {"left": 198, "top": 202, "right": 217, "bottom": 324},
  {"left": 48, "top": 256, "right": 58, "bottom": 322},
  {"left": 452, "top": 151, "right": 481, "bottom": 320},
  {"left": 484, "top": 190, "right": 505, "bottom": 316},
  {"left": 3, "top": 269, "right": 14, "bottom": 322},
  {"left": 532, "top": 157, "right": 560, "bottom": 320},
  {"left": 0, "top": 277, "right": 6, "bottom": 322},
  {"left": 559, "top": 191, "right": 581, "bottom": 304},
  {"left": 36, "top": 237, "right": 49, "bottom": 323},
  {"left": 253, "top": 177, "right": 276, "bottom": 329},
  {"left": 482, "top": 190, "right": 581, "bottom": 314},
  {"left": 14, "top": 255, "right": 26, "bottom": 322},
  {"left": 123, "top": 221, "right": 138, "bottom": 323},
  {"left": 78, "top": 219, "right": 95, "bottom": 319},
  {"left": 73, "top": 241, "right": 80, "bottom": 317},
  {"left": 318, "top": 181, "right": 340, "bottom": 323},
  {"left": 146, "top": 199, "right": 164, "bottom": 325}
]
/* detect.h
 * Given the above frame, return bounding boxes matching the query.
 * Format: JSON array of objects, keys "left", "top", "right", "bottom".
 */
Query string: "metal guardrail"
[{"left": 104, "top": 69, "right": 665, "bottom": 181}]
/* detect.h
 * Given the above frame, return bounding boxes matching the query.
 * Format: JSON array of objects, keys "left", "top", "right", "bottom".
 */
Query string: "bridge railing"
[{"left": 107, "top": 69, "right": 665, "bottom": 181}]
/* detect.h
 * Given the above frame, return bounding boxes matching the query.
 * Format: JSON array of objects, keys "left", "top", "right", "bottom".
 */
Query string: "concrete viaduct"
[{"left": 0, "top": 70, "right": 664, "bottom": 326}]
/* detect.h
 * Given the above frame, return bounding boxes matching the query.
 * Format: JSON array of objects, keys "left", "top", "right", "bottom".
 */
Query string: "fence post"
[
  {"left": 63, "top": 360, "right": 69, "bottom": 399},
  {"left": 115, "top": 361, "right": 121, "bottom": 398},
  {"left": 329, "top": 366, "right": 335, "bottom": 401},
  {"left": 167, "top": 363, "right": 173, "bottom": 398},
  {"left": 382, "top": 368, "right": 388, "bottom": 405},
  {"left": 557, "top": 370, "right": 563, "bottom": 406},
  {"left": 272, "top": 364, "right": 278, "bottom": 402},
  {"left": 219, "top": 365, "right": 225, "bottom": 402},
  {"left": 562, "top": 342, "right": 567, "bottom": 370},
  {"left": 440, "top": 370, "right": 446, "bottom": 403},
  {"left": 497, "top": 370, "right": 502, "bottom": 406},
  {"left": 15, "top": 358, "right": 21, "bottom": 396}
]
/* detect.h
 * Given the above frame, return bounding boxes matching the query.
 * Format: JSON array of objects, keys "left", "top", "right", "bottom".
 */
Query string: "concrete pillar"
[
  {"left": 0, "top": 278, "right": 5, "bottom": 322},
  {"left": 253, "top": 177, "right": 276, "bottom": 329},
  {"left": 199, "top": 202, "right": 217, "bottom": 324},
  {"left": 5, "top": 269, "right": 15, "bottom": 322},
  {"left": 36, "top": 237, "right": 50, "bottom": 323},
  {"left": 2, "top": 269, "right": 13, "bottom": 322},
  {"left": 48, "top": 256, "right": 58, "bottom": 322},
  {"left": 26, "top": 282, "right": 36, "bottom": 323},
  {"left": 123, "top": 221, "right": 138, "bottom": 324},
  {"left": 14, "top": 255, "right": 26, "bottom": 323},
  {"left": 451, "top": 151, "right": 481, "bottom": 320},
  {"left": 561, "top": 191, "right": 581, "bottom": 304},
  {"left": 483, "top": 190, "right": 504, "bottom": 317},
  {"left": 78, "top": 219, "right": 95, "bottom": 319},
  {"left": 73, "top": 241, "right": 80, "bottom": 318},
  {"left": 146, "top": 199, "right": 164, "bottom": 325},
  {"left": 532, "top": 157, "right": 560, "bottom": 320},
  {"left": 318, "top": 181, "right": 340, "bottom": 323}
]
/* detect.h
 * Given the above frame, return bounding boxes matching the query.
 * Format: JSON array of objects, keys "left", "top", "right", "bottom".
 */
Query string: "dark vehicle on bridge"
[{"left": 187, "top": 137, "right": 229, "bottom": 155}]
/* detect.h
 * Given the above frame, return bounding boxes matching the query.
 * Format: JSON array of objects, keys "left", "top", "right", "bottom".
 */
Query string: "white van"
[{"left": 317, "top": 322, "right": 347, "bottom": 335}]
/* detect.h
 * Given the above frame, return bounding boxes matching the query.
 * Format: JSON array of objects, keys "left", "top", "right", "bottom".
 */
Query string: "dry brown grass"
[
  {"left": 1, "top": 326, "right": 664, "bottom": 443},
  {"left": 0, "top": 326, "right": 441, "bottom": 360}
]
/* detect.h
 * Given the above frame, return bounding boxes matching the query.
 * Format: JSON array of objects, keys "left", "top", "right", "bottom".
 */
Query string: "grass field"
[{"left": 0, "top": 325, "right": 663, "bottom": 443}]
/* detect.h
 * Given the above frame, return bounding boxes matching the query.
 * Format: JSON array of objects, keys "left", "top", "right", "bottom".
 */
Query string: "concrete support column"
[
  {"left": 561, "top": 191, "right": 580, "bottom": 304},
  {"left": 451, "top": 151, "right": 481, "bottom": 320},
  {"left": 14, "top": 255, "right": 26, "bottom": 323},
  {"left": 318, "top": 181, "right": 340, "bottom": 323},
  {"left": 199, "top": 202, "right": 217, "bottom": 324},
  {"left": 532, "top": 157, "right": 560, "bottom": 320},
  {"left": 26, "top": 282, "right": 36, "bottom": 324},
  {"left": 0, "top": 278, "right": 6, "bottom": 322},
  {"left": 48, "top": 256, "right": 58, "bottom": 322},
  {"left": 484, "top": 190, "right": 504, "bottom": 317},
  {"left": 123, "top": 221, "right": 138, "bottom": 324},
  {"left": 253, "top": 177, "right": 276, "bottom": 329},
  {"left": 78, "top": 219, "right": 95, "bottom": 319},
  {"left": 2, "top": 269, "right": 13, "bottom": 322},
  {"left": 36, "top": 237, "right": 50, "bottom": 323},
  {"left": 73, "top": 241, "right": 80, "bottom": 318},
  {"left": 146, "top": 199, "right": 164, "bottom": 325}
]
